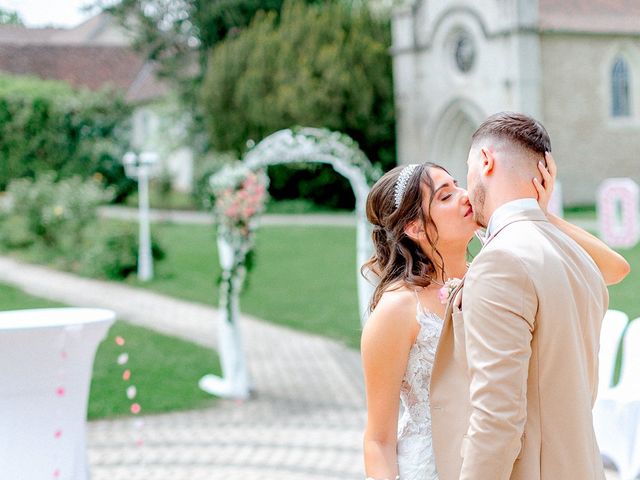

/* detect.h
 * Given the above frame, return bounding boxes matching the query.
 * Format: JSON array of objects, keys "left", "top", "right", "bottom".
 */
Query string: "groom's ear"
[
  {"left": 404, "top": 219, "right": 424, "bottom": 241},
  {"left": 480, "top": 147, "right": 495, "bottom": 176}
]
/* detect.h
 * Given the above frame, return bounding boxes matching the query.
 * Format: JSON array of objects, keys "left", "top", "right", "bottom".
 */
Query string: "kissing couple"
[{"left": 361, "top": 112, "right": 630, "bottom": 480}]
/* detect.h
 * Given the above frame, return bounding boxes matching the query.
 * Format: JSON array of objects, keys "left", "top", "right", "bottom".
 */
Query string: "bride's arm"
[
  {"left": 534, "top": 153, "right": 630, "bottom": 285},
  {"left": 546, "top": 213, "right": 629, "bottom": 285},
  {"left": 361, "top": 291, "right": 416, "bottom": 479}
]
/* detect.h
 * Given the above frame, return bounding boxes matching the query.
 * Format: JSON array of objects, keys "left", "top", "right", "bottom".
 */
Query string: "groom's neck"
[{"left": 484, "top": 181, "right": 538, "bottom": 221}]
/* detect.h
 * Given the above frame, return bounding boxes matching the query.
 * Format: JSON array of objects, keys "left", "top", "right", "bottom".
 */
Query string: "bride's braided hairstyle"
[{"left": 362, "top": 162, "right": 448, "bottom": 310}]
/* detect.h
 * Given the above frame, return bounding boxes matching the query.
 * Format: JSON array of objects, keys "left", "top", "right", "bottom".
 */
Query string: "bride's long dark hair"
[{"left": 362, "top": 163, "right": 447, "bottom": 310}]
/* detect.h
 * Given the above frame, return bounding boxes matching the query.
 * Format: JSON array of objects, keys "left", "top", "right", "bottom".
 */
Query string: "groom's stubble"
[{"left": 471, "top": 178, "right": 488, "bottom": 228}]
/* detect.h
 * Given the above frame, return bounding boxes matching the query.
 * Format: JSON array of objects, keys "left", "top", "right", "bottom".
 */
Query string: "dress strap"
[{"left": 412, "top": 289, "right": 427, "bottom": 315}]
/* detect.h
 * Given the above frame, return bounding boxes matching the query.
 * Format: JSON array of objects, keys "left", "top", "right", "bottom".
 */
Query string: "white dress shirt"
[{"left": 485, "top": 198, "right": 541, "bottom": 239}]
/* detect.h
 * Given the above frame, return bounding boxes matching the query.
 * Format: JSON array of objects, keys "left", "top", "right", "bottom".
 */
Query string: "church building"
[{"left": 391, "top": 0, "right": 640, "bottom": 205}]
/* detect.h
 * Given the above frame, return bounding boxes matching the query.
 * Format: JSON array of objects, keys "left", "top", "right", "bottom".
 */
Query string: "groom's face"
[{"left": 466, "top": 147, "right": 488, "bottom": 228}]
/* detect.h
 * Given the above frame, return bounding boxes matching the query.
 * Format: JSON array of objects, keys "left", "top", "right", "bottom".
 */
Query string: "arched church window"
[{"left": 611, "top": 56, "right": 631, "bottom": 117}]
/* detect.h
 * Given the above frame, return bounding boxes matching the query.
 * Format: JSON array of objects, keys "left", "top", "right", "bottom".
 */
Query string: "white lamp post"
[{"left": 123, "top": 151, "right": 158, "bottom": 282}]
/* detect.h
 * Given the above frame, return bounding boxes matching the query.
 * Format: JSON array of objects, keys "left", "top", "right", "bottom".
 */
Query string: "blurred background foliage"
[
  {"left": 0, "top": 75, "right": 134, "bottom": 201},
  {"left": 104, "top": 0, "right": 395, "bottom": 209}
]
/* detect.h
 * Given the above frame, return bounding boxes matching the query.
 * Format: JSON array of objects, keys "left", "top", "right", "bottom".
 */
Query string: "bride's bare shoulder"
[
  {"left": 368, "top": 286, "right": 417, "bottom": 324},
  {"left": 362, "top": 286, "right": 419, "bottom": 351}
]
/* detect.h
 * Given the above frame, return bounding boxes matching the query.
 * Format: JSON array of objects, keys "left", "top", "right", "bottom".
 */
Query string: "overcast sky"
[{"left": 0, "top": 0, "right": 101, "bottom": 28}]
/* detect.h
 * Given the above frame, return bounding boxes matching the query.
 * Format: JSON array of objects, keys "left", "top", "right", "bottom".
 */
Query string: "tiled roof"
[
  {"left": 539, "top": 0, "right": 640, "bottom": 34},
  {"left": 0, "top": 13, "right": 128, "bottom": 46},
  {"left": 0, "top": 13, "right": 169, "bottom": 102},
  {"left": 0, "top": 44, "right": 168, "bottom": 102},
  {"left": 0, "top": 25, "right": 60, "bottom": 45}
]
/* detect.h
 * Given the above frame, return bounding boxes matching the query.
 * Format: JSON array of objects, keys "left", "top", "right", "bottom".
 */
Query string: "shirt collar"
[{"left": 485, "top": 198, "right": 541, "bottom": 238}]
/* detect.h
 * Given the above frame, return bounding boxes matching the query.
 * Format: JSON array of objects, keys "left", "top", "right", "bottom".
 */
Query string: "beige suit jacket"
[{"left": 430, "top": 208, "right": 609, "bottom": 480}]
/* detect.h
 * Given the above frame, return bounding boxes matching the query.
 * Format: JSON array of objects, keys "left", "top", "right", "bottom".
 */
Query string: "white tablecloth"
[{"left": 0, "top": 308, "right": 115, "bottom": 480}]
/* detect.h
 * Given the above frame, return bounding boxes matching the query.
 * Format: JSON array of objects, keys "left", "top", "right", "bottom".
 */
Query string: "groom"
[{"left": 430, "top": 112, "right": 609, "bottom": 479}]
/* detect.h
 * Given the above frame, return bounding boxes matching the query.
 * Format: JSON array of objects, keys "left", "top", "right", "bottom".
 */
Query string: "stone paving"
[
  {"left": 0, "top": 248, "right": 620, "bottom": 480},
  {"left": 0, "top": 255, "right": 365, "bottom": 479}
]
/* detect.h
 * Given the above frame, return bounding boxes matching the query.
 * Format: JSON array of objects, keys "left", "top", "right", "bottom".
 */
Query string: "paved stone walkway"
[
  {"left": 0, "top": 255, "right": 620, "bottom": 479},
  {"left": 0, "top": 255, "right": 365, "bottom": 479}
]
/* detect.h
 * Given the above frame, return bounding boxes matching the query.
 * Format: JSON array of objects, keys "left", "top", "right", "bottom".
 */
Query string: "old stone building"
[{"left": 392, "top": 0, "right": 640, "bottom": 205}]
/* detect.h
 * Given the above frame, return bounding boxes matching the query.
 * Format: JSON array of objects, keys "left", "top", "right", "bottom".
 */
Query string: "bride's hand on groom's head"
[{"left": 533, "top": 151, "right": 557, "bottom": 214}]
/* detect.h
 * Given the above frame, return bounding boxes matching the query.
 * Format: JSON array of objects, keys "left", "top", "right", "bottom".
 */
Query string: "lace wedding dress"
[{"left": 396, "top": 298, "right": 443, "bottom": 480}]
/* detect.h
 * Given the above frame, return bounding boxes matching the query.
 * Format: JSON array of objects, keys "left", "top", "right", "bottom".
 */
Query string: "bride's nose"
[{"left": 459, "top": 189, "right": 470, "bottom": 205}]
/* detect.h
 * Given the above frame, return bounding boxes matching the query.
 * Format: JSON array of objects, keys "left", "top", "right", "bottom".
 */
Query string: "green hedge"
[
  {"left": 201, "top": 1, "right": 395, "bottom": 209},
  {"left": 0, "top": 74, "right": 134, "bottom": 200},
  {"left": 0, "top": 173, "right": 165, "bottom": 280}
]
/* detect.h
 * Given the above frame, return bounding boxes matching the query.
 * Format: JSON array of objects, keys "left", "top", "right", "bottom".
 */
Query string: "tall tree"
[
  {"left": 98, "top": 0, "right": 323, "bottom": 151},
  {"left": 201, "top": 0, "right": 395, "bottom": 208}
]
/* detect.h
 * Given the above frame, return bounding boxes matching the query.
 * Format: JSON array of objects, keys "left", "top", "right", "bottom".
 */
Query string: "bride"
[{"left": 360, "top": 154, "right": 629, "bottom": 480}]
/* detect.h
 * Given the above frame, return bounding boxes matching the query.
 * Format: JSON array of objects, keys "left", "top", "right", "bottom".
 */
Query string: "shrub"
[
  {"left": 80, "top": 223, "right": 166, "bottom": 280},
  {"left": 0, "top": 74, "right": 134, "bottom": 200},
  {"left": 201, "top": 0, "right": 395, "bottom": 208},
  {"left": 0, "top": 173, "right": 166, "bottom": 280},
  {"left": 192, "top": 151, "right": 237, "bottom": 209},
  {"left": 5, "top": 173, "right": 112, "bottom": 251}
]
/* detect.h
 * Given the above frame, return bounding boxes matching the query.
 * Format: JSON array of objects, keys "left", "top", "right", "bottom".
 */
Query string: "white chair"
[
  {"left": 616, "top": 320, "right": 640, "bottom": 396},
  {"left": 594, "top": 318, "right": 640, "bottom": 480},
  {"left": 598, "top": 310, "right": 629, "bottom": 394}
]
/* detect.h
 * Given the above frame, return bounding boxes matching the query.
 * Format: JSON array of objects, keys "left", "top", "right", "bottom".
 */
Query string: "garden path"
[
  {"left": 0, "top": 255, "right": 364, "bottom": 479},
  {"left": 0, "top": 255, "right": 618, "bottom": 479}
]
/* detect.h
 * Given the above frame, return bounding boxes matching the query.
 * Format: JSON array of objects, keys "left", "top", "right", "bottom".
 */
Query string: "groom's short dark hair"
[{"left": 471, "top": 111, "right": 551, "bottom": 155}]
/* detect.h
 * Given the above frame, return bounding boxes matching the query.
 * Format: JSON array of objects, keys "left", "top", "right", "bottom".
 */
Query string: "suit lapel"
[
  {"left": 432, "top": 278, "right": 465, "bottom": 379},
  {"left": 444, "top": 278, "right": 465, "bottom": 320},
  {"left": 433, "top": 209, "right": 545, "bottom": 384}
]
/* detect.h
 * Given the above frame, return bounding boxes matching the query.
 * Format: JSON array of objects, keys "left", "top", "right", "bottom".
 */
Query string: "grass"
[
  {"left": 140, "top": 219, "right": 640, "bottom": 347},
  {"left": 608, "top": 244, "right": 640, "bottom": 321},
  {"left": 88, "top": 321, "right": 219, "bottom": 420},
  {"left": 4, "top": 212, "right": 638, "bottom": 354},
  {"left": 564, "top": 204, "right": 596, "bottom": 216},
  {"left": 0, "top": 282, "right": 220, "bottom": 420},
  {"left": 123, "top": 185, "right": 350, "bottom": 215},
  {"left": 264, "top": 198, "right": 351, "bottom": 214},
  {"left": 130, "top": 222, "right": 363, "bottom": 349},
  {"left": 0, "top": 282, "right": 65, "bottom": 310},
  {"left": 562, "top": 210, "right": 640, "bottom": 320}
]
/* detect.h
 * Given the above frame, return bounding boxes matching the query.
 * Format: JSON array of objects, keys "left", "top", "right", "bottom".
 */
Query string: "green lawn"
[
  {"left": 564, "top": 205, "right": 597, "bottom": 219},
  {"left": 563, "top": 212, "right": 640, "bottom": 321},
  {"left": 117, "top": 219, "right": 639, "bottom": 350},
  {"left": 0, "top": 282, "right": 65, "bottom": 310},
  {"left": 129, "top": 222, "right": 363, "bottom": 349},
  {"left": 124, "top": 189, "right": 349, "bottom": 214},
  {"left": 0, "top": 282, "right": 220, "bottom": 419},
  {"left": 88, "top": 320, "right": 219, "bottom": 420},
  {"left": 608, "top": 244, "right": 640, "bottom": 321},
  {"left": 4, "top": 215, "right": 638, "bottom": 355}
]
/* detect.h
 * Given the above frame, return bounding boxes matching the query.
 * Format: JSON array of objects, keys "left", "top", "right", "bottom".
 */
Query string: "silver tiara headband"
[{"left": 394, "top": 164, "right": 420, "bottom": 208}]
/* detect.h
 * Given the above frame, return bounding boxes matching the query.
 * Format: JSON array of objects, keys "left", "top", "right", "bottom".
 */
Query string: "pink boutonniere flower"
[{"left": 438, "top": 278, "right": 462, "bottom": 305}]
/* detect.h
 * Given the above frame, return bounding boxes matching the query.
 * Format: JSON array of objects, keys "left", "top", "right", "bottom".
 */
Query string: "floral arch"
[{"left": 199, "top": 127, "right": 380, "bottom": 399}]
